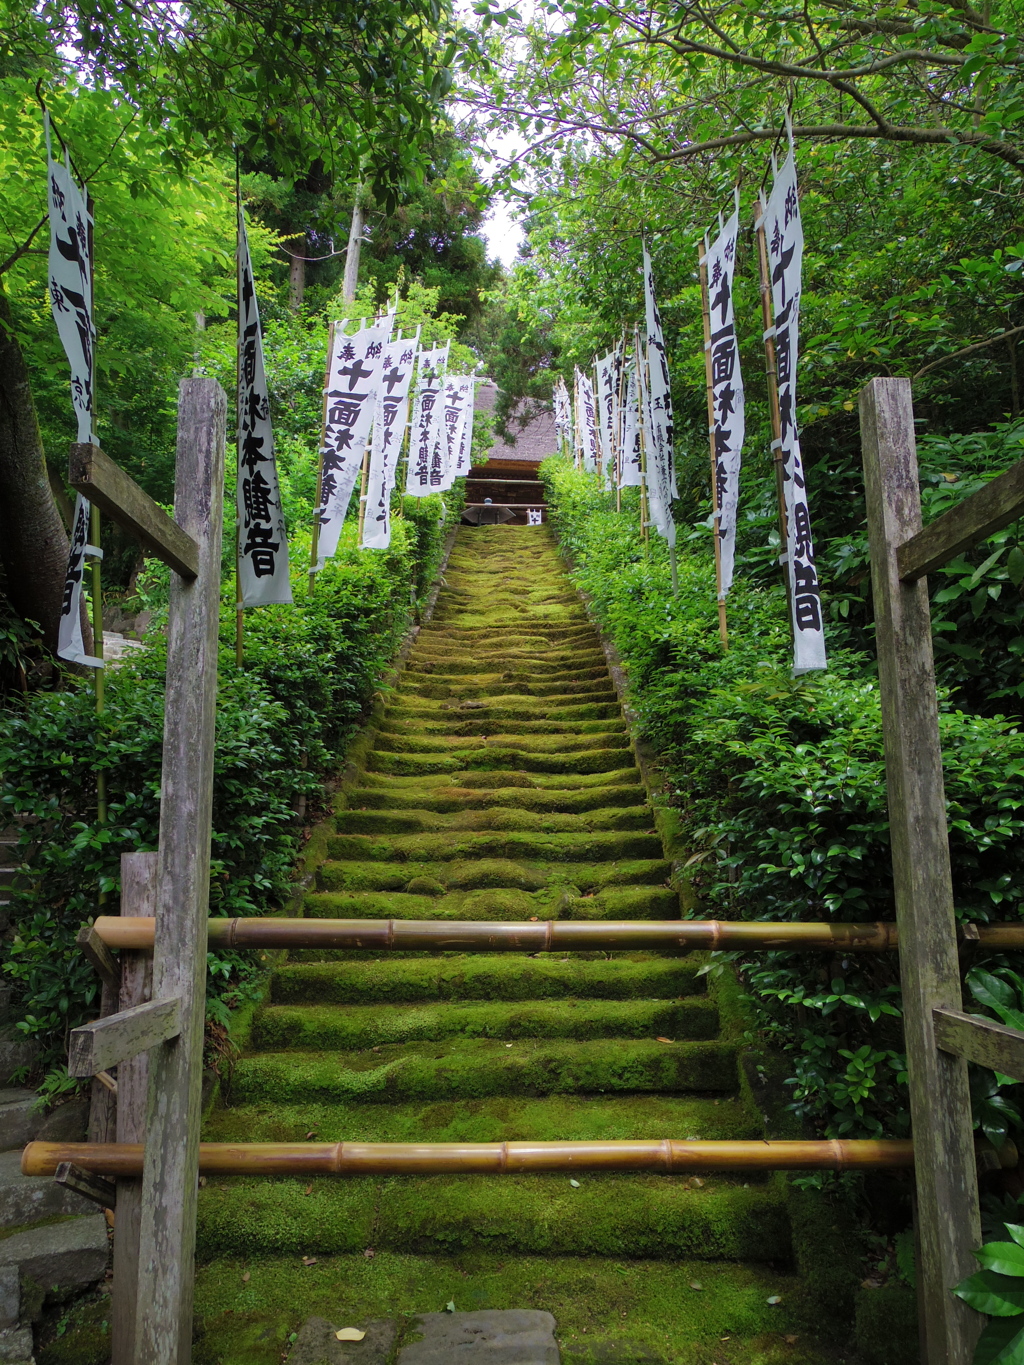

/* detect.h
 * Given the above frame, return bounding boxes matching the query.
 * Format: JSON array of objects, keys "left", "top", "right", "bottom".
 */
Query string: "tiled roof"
[{"left": 474, "top": 381, "right": 558, "bottom": 465}]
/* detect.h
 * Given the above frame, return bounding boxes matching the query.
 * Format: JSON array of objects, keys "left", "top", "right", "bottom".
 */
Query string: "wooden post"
[
  {"left": 859, "top": 377, "right": 982, "bottom": 1365},
  {"left": 698, "top": 240, "right": 729, "bottom": 650},
  {"left": 134, "top": 378, "right": 226, "bottom": 1365},
  {"left": 111, "top": 851, "right": 156, "bottom": 1365},
  {"left": 356, "top": 435, "right": 372, "bottom": 544}
]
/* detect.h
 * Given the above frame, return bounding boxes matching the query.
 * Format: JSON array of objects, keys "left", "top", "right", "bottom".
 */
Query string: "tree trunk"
[
  {"left": 0, "top": 279, "right": 71, "bottom": 651},
  {"left": 288, "top": 239, "right": 306, "bottom": 313},
  {"left": 343, "top": 194, "right": 364, "bottom": 303}
]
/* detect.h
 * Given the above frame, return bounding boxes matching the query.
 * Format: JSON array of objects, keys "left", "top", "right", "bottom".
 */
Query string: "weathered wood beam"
[
  {"left": 67, "top": 997, "right": 181, "bottom": 1077},
  {"left": 860, "top": 376, "right": 982, "bottom": 1365},
  {"left": 897, "top": 457, "right": 1024, "bottom": 582},
  {"left": 68, "top": 443, "right": 199, "bottom": 579},
  {"left": 933, "top": 1007, "right": 1024, "bottom": 1082},
  {"left": 112, "top": 850, "right": 157, "bottom": 1365},
  {"left": 55, "top": 1161, "right": 116, "bottom": 1210},
  {"left": 135, "top": 378, "right": 226, "bottom": 1365},
  {"left": 76, "top": 923, "right": 120, "bottom": 993}
]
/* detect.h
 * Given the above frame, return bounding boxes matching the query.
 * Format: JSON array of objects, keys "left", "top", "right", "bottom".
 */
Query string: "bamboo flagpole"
[
  {"left": 308, "top": 320, "right": 336, "bottom": 595},
  {"left": 24, "top": 1138, "right": 915, "bottom": 1179},
  {"left": 698, "top": 238, "right": 729, "bottom": 650}
]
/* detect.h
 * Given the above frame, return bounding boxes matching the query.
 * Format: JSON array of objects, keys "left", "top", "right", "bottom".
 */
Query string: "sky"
[{"left": 482, "top": 196, "right": 524, "bottom": 267}]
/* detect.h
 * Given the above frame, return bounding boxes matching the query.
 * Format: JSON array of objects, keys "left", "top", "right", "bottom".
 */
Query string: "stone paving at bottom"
[{"left": 192, "top": 526, "right": 841, "bottom": 1365}]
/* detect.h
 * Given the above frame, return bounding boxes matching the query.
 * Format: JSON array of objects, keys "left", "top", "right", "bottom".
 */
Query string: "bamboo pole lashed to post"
[
  {"left": 23, "top": 1138, "right": 916, "bottom": 1180},
  {"left": 91, "top": 914, "right": 1024, "bottom": 955},
  {"left": 698, "top": 240, "right": 729, "bottom": 651}
]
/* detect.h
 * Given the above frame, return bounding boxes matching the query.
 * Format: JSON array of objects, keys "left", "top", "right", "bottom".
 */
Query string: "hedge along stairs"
[{"left": 193, "top": 526, "right": 834, "bottom": 1365}]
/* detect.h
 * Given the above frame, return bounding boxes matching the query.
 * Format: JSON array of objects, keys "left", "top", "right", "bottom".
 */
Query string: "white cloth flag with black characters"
[
  {"left": 641, "top": 245, "right": 677, "bottom": 548},
  {"left": 444, "top": 376, "right": 476, "bottom": 484},
  {"left": 595, "top": 350, "right": 618, "bottom": 490},
  {"left": 576, "top": 368, "right": 599, "bottom": 474},
  {"left": 761, "top": 146, "right": 826, "bottom": 674},
  {"left": 361, "top": 335, "right": 418, "bottom": 550},
  {"left": 56, "top": 494, "right": 103, "bottom": 668},
  {"left": 406, "top": 345, "right": 450, "bottom": 496},
  {"left": 553, "top": 378, "right": 572, "bottom": 452},
  {"left": 46, "top": 118, "right": 94, "bottom": 445},
  {"left": 619, "top": 361, "right": 642, "bottom": 489},
  {"left": 237, "top": 208, "right": 292, "bottom": 605},
  {"left": 316, "top": 320, "right": 390, "bottom": 564},
  {"left": 704, "top": 205, "right": 746, "bottom": 598}
]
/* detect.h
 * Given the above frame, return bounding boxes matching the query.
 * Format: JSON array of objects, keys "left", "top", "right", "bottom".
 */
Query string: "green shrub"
[{"left": 541, "top": 457, "right": 1024, "bottom": 1140}]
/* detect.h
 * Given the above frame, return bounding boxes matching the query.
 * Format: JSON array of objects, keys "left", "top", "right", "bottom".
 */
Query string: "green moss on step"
[
  {"left": 854, "top": 1285, "right": 919, "bottom": 1364},
  {"left": 250, "top": 996, "right": 719, "bottom": 1051},
  {"left": 229, "top": 1035, "right": 739, "bottom": 1104},
  {"left": 324, "top": 829, "right": 663, "bottom": 864},
  {"left": 316, "top": 856, "right": 672, "bottom": 895},
  {"left": 334, "top": 805, "right": 650, "bottom": 837},
  {"left": 271, "top": 954, "right": 704, "bottom": 1005}
]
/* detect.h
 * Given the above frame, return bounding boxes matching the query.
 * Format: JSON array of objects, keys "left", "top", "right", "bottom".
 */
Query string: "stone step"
[
  {"left": 355, "top": 769, "right": 642, "bottom": 794},
  {"left": 271, "top": 956, "right": 703, "bottom": 1006},
  {"left": 194, "top": 1172, "right": 787, "bottom": 1262},
  {"left": 333, "top": 807, "right": 651, "bottom": 836},
  {"left": 379, "top": 716, "right": 628, "bottom": 738},
  {"left": 342, "top": 783, "right": 647, "bottom": 814},
  {"left": 316, "top": 857, "right": 671, "bottom": 896},
  {"left": 386, "top": 700, "right": 623, "bottom": 724},
  {"left": 251, "top": 996, "right": 718, "bottom": 1051},
  {"left": 372, "top": 733, "right": 631, "bottom": 758},
  {"left": 396, "top": 679, "right": 618, "bottom": 700},
  {"left": 229, "top": 1035, "right": 739, "bottom": 1106},
  {"left": 367, "top": 748, "right": 637, "bottom": 779},
  {"left": 324, "top": 830, "right": 664, "bottom": 866},
  {"left": 303, "top": 882, "right": 677, "bottom": 922},
  {"left": 0, "top": 1151, "right": 93, "bottom": 1229},
  {"left": 404, "top": 653, "right": 608, "bottom": 676},
  {"left": 0, "top": 1213, "right": 108, "bottom": 1306}
]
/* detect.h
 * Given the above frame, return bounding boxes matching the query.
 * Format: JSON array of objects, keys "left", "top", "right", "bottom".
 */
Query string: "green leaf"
[
  {"left": 973, "top": 1313, "right": 1024, "bottom": 1365},
  {"left": 977, "top": 1241, "right": 1024, "bottom": 1277},
  {"left": 953, "top": 1268, "right": 1024, "bottom": 1316}
]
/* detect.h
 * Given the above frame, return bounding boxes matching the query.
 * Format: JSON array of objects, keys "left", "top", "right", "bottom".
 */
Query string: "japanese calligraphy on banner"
[
  {"left": 316, "top": 320, "right": 390, "bottom": 564},
  {"left": 642, "top": 243, "right": 677, "bottom": 501},
  {"left": 444, "top": 376, "right": 476, "bottom": 485},
  {"left": 595, "top": 350, "right": 619, "bottom": 490},
  {"left": 45, "top": 117, "right": 94, "bottom": 444},
  {"left": 575, "top": 368, "right": 599, "bottom": 473},
  {"left": 619, "top": 361, "right": 642, "bottom": 489},
  {"left": 703, "top": 204, "right": 746, "bottom": 598},
  {"left": 553, "top": 378, "right": 572, "bottom": 453},
  {"left": 406, "top": 345, "right": 450, "bottom": 496},
  {"left": 237, "top": 207, "right": 292, "bottom": 605},
  {"left": 57, "top": 494, "right": 103, "bottom": 667},
  {"left": 761, "top": 146, "right": 827, "bottom": 674},
  {"left": 361, "top": 334, "right": 418, "bottom": 550}
]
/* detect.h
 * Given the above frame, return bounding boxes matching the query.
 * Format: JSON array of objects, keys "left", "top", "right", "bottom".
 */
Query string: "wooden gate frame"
[
  {"left": 65, "top": 377, "right": 226, "bottom": 1364},
  {"left": 861, "top": 377, "right": 1024, "bottom": 1363}
]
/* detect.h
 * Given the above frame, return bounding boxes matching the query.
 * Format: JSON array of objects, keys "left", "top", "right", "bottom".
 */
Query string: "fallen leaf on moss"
[
  {"left": 363, "top": 1248, "right": 375, "bottom": 1259},
  {"left": 655, "top": 1037, "right": 673, "bottom": 1044},
  {"left": 445, "top": 1301, "right": 456, "bottom": 1313},
  {"left": 335, "top": 1328, "right": 366, "bottom": 1342},
  {"left": 569, "top": 1179, "right": 580, "bottom": 1188},
  {"left": 767, "top": 1295, "right": 782, "bottom": 1305},
  {"left": 242, "top": 1272, "right": 250, "bottom": 1283},
  {"left": 302, "top": 1257, "right": 318, "bottom": 1267},
  {"left": 689, "top": 1282, "right": 703, "bottom": 1291},
  {"left": 304, "top": 1185, "right": 313, "bottom": 1196}
]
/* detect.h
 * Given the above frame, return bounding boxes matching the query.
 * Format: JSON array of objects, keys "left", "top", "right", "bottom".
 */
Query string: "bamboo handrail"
[
  {"left": 23, "top": 1139, "right": 915, "bottom": 1179},
  {"left": 92, "top": 916, "right": 1024, "bottom": 954}
]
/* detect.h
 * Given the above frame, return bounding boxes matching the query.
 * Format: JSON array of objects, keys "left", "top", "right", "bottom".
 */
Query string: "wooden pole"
[
  {"left": 110, "top": 851, "right": 156, "bottom": 1365},
  {"left": 25, "top": 1138, "right": 915, "bottom": 1179},
  {"left": 134, "top": 378, "right": 226, "bottom": 1365},
  {"left": 698, "top": 241, "right": 729, "bottom": 650},
  {"left": 859, "top": 376, "right": 982, "bottom": 1365},
  {"left": 754, "top": 195, "right": 794, "bottom": 626},
  {"left": 356, "top": 434, "right": 372, "bottom": 544},
  {"left": 309, "top": 321, "right": 335, "bottom": 595}
]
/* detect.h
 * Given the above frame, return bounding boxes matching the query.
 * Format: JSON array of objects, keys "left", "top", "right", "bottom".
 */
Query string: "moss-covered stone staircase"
[{"left": 194, "top": 526, "right": 819, "bottom": 1365}]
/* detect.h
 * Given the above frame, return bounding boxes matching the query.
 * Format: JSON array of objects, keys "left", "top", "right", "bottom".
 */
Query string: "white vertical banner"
[
  {"left": 56, "top": 494, "right": 103, "bottom": 667},
  {"left": 642, "top": 242, "right": 677, "bottom": 499},
  {"left": 406, "top": 344, "right": 450, "bottom": 496},
  {"left": 761, "top": 143, "right": 827, "bottom": 674},
  {"left": 237, "top": 207, "right": 292, "bottom": 605},
  {"left": 572, "top": 369, "right": 584, "bottom": 466},
  {"left": 361, "top": 334, "right": 418, "bottom": 550},
  {"left": 595, "top": 350, "right": 618, "bottom": 491},
  {"left": 619, "top": 361, "right": 642, "bottom": 488},
  {"left": 553, "top": 378, "right": 572, "bottom": 454},
  {"left": 703, "top": 203, "right": 746, "bottom": 597},
  {"left": 45, "top": 118, "right": 95, "bottom": 445},
  {"left": 576, "top": 368, "right": 599, "bottom": 474},
  {"left": 316, "top": 320, "right": 390, "bottom": 563},
  {"left": 443, "top": 376, "right": 476, "bottom": 484}
]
